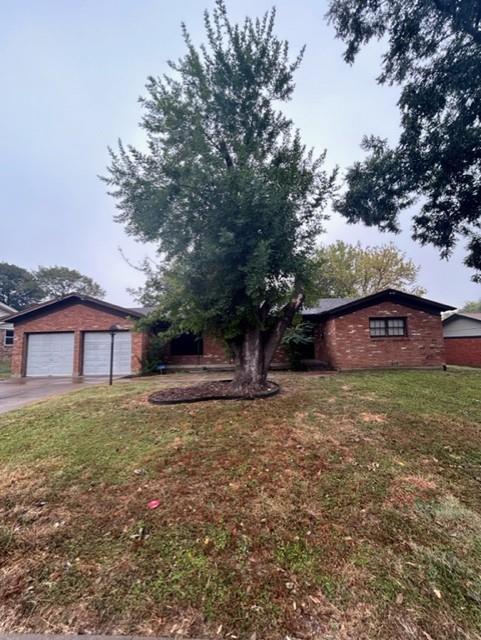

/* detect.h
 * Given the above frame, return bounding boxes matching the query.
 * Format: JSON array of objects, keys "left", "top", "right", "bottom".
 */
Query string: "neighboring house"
[
  {"left": 0, "top": 301, "right": 17, "bottom": 364},
  {"left": 443, "top": 312, "right": 481, "bottom": 367},
  {"left": 4, "top": 289, "right": 454, "bottom": 377}
]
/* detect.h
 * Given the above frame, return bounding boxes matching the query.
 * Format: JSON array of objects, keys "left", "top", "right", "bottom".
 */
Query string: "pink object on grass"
[{"left": 147, "top": 499, "right": 161, "bottom": 510}]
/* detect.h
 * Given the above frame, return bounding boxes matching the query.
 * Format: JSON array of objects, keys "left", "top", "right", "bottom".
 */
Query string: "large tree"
[
  {"left": 309, "top": 241, "right": 426, "bottom": 299},
  {"left": 105, "top": 2, "right": 335, "bottom": 392},
  {"left": 34, "top": 266, "right": 105, "bottom": 300},
  {"left": 327, "top": 0, "right": 481, "bottom": 279},
  {"left": 0, "top": 262, "right": 43, "bottom": 309}
]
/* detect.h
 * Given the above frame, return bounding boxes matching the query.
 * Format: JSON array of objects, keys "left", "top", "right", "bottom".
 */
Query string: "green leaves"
[
  {"left": 105, "top": 1, "right": 335, "bottom": 341},
  {"left": 34, "top": 266, "right": 105, "bottom": 300},
  {"left": 308, "top": 241, "right": 425, "bottom": 299},
  {"left": 0, "top": 263, "right": 43, "bottom": 310},
  {"left": 328, "top": 0, "right": 481, "bottom": 279},
  {"left": 0, "top": 263, "right": 104, "bottom": 309}
]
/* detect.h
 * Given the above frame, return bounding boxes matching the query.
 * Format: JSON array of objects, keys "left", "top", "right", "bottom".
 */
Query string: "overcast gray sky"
[{"left": 1, "top": 0, "right": 480, "bottom": 307}]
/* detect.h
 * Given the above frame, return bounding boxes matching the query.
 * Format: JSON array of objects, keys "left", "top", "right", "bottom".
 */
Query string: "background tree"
[
  {"left": 308, "top": 241, "right": 426, "bottom": 299},
  {"left": 461, "top": 299, "right": 481, "bottom": 313},
  {"left": 327, "top": 0, "right": 481, "bottom": 279},
  {"left": 0, "top": 262, "right": 43, "bottom": 309},
  {"left": 105, "top": 1, "right": 336, "bottom": 392},
  {"left": 34, "top": 266, "right": 105, "bottom": 300}
]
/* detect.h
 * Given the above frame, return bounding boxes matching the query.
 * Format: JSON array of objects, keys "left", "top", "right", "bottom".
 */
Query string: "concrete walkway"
[{"left": 0, "top": 376, "right": 114, "bottom": 414}]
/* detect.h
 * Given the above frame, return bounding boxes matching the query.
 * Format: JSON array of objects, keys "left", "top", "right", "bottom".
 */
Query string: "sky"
[{"left": 1, "top": 0, "right": 480, "bottom": 308}]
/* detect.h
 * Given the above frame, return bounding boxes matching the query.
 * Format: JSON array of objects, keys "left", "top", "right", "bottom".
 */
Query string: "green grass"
[
  {"left": 0, "top": 369, "right": 481, "bottom": 638},
  {"left": 0, "top": 358, "right": 10, "bottom": 378}
]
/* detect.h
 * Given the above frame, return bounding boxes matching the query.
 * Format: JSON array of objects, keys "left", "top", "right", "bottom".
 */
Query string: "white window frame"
[{"left": 3, "top": 329, "right": 14, "bottom": 347}]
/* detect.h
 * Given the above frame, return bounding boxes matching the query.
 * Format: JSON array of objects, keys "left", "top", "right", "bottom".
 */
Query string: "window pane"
[
  {"left": 369, "top": 319, "right": 386, "bottom": 337},
  {"left": 4, "top": 329, "right": 14, "bottom": 346},
  {"left": 170, "top": 332, "right": 203, "bottom": 356},
  {"left": 387, "top": 319, "right": 406, "bottom": 336}
]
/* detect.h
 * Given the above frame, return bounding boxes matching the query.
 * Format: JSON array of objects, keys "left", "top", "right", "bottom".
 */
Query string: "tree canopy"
[
  {"left": 0, "top": 262, "right": 43, "bottom": 310},
  {"left": 105, "top": 1, "right": 336, "bottom": 390},
  {"left": 309, "top": 241, "right": 426, "bottom": 299},
  {"left": 35, "top": 266, "right": 105, "bottom": 300},
  {"left": 0, "top": 262, "right": 105, "bottom": 309},
  {"left": 327, "top": 0, "right": 481, "bottom": 280},
  {"left": 461, "top": 299, "right": 481, "bottom": 312}
]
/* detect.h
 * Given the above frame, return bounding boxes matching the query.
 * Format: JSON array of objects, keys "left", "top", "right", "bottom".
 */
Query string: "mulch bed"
[{"left": 148, "top": 379, "right": 280, "bottom": 405}]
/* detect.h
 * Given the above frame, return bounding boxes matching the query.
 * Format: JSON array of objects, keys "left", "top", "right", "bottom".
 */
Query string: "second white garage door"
[
  {"left": 83, "top": 331, "right": 132, "bottom": 376},
  {"left": 26, "top": 332, "right": 75, "bottom": 377}
]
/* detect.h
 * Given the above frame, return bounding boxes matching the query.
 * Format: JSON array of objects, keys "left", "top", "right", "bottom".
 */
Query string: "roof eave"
[
  {"left": 4, "top": 294, "right": 144, "bottom": 323},
  {"left": 443, "top": 312, "right": 481, "bottom": 325},
  {"left": 302, "top": 288, "right": 455, "bottom": 320}
]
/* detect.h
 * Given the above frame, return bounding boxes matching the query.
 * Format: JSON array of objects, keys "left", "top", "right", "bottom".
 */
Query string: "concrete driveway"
[{"left": 0, "top": 377, "right": 113, "bottom": 414}]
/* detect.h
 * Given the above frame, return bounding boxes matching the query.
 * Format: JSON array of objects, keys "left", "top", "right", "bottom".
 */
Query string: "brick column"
[{"left": 73, "top": 331, "right": 82, "bottom": 377}]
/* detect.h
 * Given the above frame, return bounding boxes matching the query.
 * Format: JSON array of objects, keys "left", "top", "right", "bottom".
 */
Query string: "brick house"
[
  {"left": 0, "top": 301, "right": 16, "bottom": 366},
  {"left": 302, "top": 289, "right": 453, "bottom": 370},
  {"left": 443, "top": 312, "right": 481, "bottom": 367},
  {"left": 6, "top": 295, "right": 147, "bottom": 377},
  {"left": 4, "top": 289, "right": 453, "bottom": 377}
]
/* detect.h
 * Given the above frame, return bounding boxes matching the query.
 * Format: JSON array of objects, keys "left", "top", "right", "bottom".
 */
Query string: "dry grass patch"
[{"left": 0, "top": 369, "right": 480, "bottom": 638}]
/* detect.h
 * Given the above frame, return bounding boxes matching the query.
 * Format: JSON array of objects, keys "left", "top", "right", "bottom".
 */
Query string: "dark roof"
[
  {"left": 302, "top": 288, "right": 454, "bottom": 319},
  {"left": 303, "top": 297, "right": 356, "bottom": 315},
  {"left": 127, "top": 307, "right": 154, "bottom": 317},
  {"left": 443, "top": 311, "right": 481, "bottom": 325},
  {"left": 4, "top": 293, "right": 146, "bottom": 323}
]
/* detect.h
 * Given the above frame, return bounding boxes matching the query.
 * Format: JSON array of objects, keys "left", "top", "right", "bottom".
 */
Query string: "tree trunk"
[
  {"left": 230, "top": 292, "right": 305, "bottom": 396},
  {"left": 231, "top": 327, "right": 267, "bottom": 395}
]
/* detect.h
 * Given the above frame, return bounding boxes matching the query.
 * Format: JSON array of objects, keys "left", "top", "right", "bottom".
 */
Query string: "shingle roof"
[
  {"left": 301, "top": 289, "right": 454, "bottom": 318},
  {"left": 5, "top": 294, "right": 146, "bottom": 323},
  {"left": 302, "top": 297, "right": 357, "bottom": 315},
  {"left": 127, "top": 307, "right": 153, "bottom": 316}
]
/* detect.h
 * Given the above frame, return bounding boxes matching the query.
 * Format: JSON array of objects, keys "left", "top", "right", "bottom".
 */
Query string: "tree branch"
[
  {"left": 430, "top": 0, "right": 481, "bottom": 45},
  {"left": 263, "top": 289, "right": 304, "bottom": 370}
]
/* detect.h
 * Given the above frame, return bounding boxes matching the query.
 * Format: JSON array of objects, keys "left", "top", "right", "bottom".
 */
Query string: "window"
[
  {"left": 3, "top": 329, "right": 14, "bottom": 347},
  {"left": 369, "top": 318, "right": 407, "bottom": 338},
  {"left": 170, "top": 333, "right": 203, "bottom": 356}
]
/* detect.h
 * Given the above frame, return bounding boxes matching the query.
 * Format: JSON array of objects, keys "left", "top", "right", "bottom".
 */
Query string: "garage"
[
  {"left": 83, "top": 331, "right": 132, "bottom": 376},
  {"left": 4, "top": 294, "right": 145, "bottom": 378},
  {"left": 26, "top": 332, "right": 75, "bottom": 376}
]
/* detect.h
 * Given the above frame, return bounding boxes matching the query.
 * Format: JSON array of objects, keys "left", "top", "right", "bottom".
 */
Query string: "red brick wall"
[
  {"left": 166, "top": 334, "right": 289, "bottom": 368},
  {"left": 167, "top": 334, "right": 231, "bottom": 366},
  {"left": 314, "top": 319, "right": 336, "bottom": 365},
  {"left": 444, "top": 337, "right": 481, "bottom": 367},
  {"left": 315, "top": 302, "right": 446, "bottom": 370},
  {"left": 0, "top": 329, "right": 13, "bottom": 364},
  {"left": 11, "top": 302, "right": 145, "bottom": 376}
]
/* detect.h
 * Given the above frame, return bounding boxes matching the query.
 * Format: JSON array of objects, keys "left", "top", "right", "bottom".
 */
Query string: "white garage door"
[
  {"left": 83, "top": 331, "right": 132, "bottom": 376},
  {"left": 26, "top": 332, "right": 75, "bottom": 377}
]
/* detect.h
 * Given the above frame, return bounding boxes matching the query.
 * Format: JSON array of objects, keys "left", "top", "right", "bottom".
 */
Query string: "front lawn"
[{"left": 0, "top": 370, "right": 480, "bottom": 639}]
